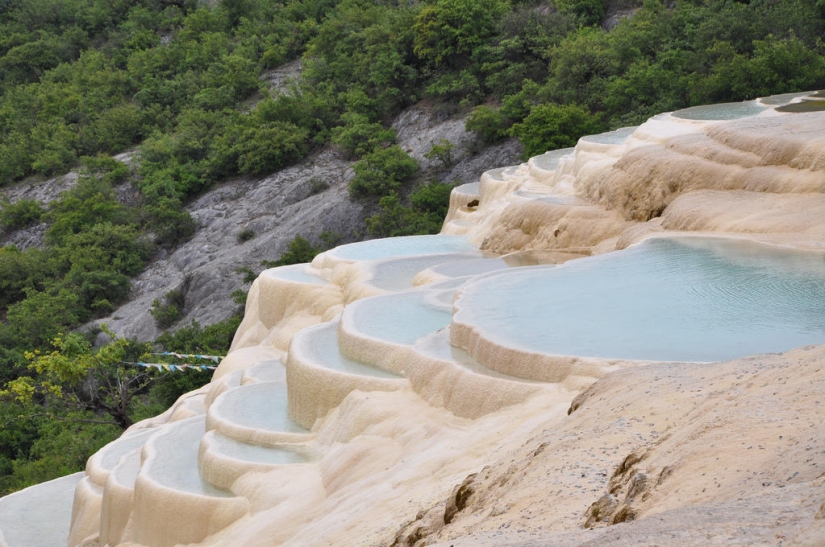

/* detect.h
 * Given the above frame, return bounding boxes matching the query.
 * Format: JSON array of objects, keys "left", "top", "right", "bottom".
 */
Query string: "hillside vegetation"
[{"left": 0, "top": 0, "right": 824, "bottom": 494}]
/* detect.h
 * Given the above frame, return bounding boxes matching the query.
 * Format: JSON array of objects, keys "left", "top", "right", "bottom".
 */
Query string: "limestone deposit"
[{"left": 2, "top": 93, "right": 825, "bottom": 547}]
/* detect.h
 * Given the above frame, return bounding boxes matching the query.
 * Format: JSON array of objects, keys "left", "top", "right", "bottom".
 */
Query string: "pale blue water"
[
  {"left": 98, "top": 429, "right": 154, "bottom": 471},
  {"left": 331, "top": 235, "right": 476, "bottom": 261},
  {"left": 531, "top": 148, "right": 575, "bottom": 171},
  {"left": 214, "top": 383, "right": 306, "bottom": 433},
  {"left": 458, "top": 238, "right": 825, "bottom": 362},
  {"left": 758, "top": 91, "right": 813, "bottom": 106},
  {"left": 266, "top": 264, "right": 326, "bottom": 284},
  {"left": 298, "top": 321, "right": 401, "bottom": 379},
  {"left": 485, "top": 167, "right": 506, "bottom": 180},
  {"left": 581, "top": 126, "right": 638, "bottom": 145},
  {"left": 427, "top": 257, "right": 511, "bottom": 279},
  {"left": 368, "top": 252, "right": 481, "bottom": 291},
  {"left": 346, "top": 291, "right": 452, "bottom": 344},
  {"left": 145, "top": 417, "right": 232, "bottom": 496},
  {"left": 454, "top": 182, "right": 479, "bottom": 195},
  {"left": 673, "top": 101, "right": 768, "bottom": 120},
  {"left": 416, "top": 330, "right": 536, "bottom": 382}
]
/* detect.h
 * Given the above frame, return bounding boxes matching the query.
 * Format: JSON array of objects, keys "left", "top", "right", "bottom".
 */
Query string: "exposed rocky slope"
[{"left": 0, "top": 104, "right": 521, "bottom": 343}]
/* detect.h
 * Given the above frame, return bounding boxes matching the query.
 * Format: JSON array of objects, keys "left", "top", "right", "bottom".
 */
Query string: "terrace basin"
[
  {"left": 326, "top": 235, "right": 476, "bottom": 261},
  {"left": 453, "top": 237, "right": 825, "bottom": 365}
]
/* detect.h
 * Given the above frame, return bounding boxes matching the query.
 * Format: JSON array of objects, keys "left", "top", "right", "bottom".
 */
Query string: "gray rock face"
[
  {"left": 1, "top": 103, "right": 522, "bottom": 345},
  {"left": 0, "top": 172, "right": 78, "bottom": 250},
  {"left": 394, "top": 103, "right": 523, "bottom": 185},
  {"left": 92, "top": 146, "right": 364, "bottom": 343}
]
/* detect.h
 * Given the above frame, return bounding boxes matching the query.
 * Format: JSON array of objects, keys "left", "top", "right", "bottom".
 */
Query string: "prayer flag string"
[
  {"left": 151, "top": 352, "right": 224, "bottom": 363},
  {"left": 121, "top": 361, "right": 217, "bottom": 371}
]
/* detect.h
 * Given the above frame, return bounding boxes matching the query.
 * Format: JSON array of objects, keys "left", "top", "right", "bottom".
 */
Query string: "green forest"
[{"left": 0, "top": 0, "right": 823, "bottom": 494}]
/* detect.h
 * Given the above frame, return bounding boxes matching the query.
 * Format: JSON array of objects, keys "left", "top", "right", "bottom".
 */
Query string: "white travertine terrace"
[{"left": 3, "top": 93, "right": 825, "bottom": 547}]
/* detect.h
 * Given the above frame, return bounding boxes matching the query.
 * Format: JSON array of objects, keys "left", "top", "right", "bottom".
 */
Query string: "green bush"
[
  {"left": 466, "top": 105, "right": 508, "bottom": 143},
  {"left": 331, "top": 112, "right": 396, "bottom": 159},
  {"left": 234, "top": 122, "right": 310, "bottom": 175},
  {"left": 150, "top": 287, "right": 186, "bottom": 330},
  {"left": 366, "top": 181, "right": 453, "bottom": 237},
  {"left": 349, "top": 145, "right": 418, "bottom": 199},
  {"left": 266, "top": 235, "right": 321, "bottom": 267},
  {"left": 509, "top": 103, "right": 604, "bottom": 158},
  {"left": 237, "top": 228, "right": 255, "bottom": 243},
  {"left": 424, "top": 139, "right": 455, "bottom": 168},
  {"left": 556, "top": 0, "right": 605, "bottom": 27},
  {"left": 413, "top": 0, "right": 509, "bottom": 68},
  {"left": 0, "top": 197, "right": 44, "bottom": 231}
]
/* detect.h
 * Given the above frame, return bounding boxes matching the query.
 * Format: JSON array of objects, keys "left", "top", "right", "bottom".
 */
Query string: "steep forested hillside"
[{"left": 0, "top": 0, "right": 823, "bottom": 494}]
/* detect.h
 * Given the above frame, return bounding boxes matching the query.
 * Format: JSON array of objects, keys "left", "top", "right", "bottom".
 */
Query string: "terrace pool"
[
  {"left": 580, "top": 126, "right": 638, "bottom": 145},
  {"left": 672, "top": 100, "right": 768, "bottom": 120},
  {"left": 329, "top": 235, "right": 476, "bottom": 261},
  {"left": 344, "top": 290, "right": 452, "bottom": 345},
  {"left": 455, "top": 237, "right": 825, "bottom": 363},
  {"left": 295, "top": 321, "right": 402, "bottom": 379},
  {"left": 530, "top": 148, "right": 575, "bottom": 171}
]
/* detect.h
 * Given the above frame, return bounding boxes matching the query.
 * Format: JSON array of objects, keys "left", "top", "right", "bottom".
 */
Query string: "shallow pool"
[
  {"left": 530, "top": 148, "right": 575, "bottom": 171},
  {"left": 264, "top": 264, "right": 326, "bottom": 284},
  {"left": 144, "top": 417, "right": 232, "bottom": 497},
  {"left": 455, "top": 237, "right": 825, "bottom": 362},
  {"left": 672, "top": 101, "right": 768, "bottom": 120},
  {"left": 345, "top": 291, "right": 452, "bottom": 345},
  {"left": 297, "top": 321, "right": 402, "bottom": 379},
  {"left": 368, "top": 252, "right": 481, "bottom": 291},
  {"left": 214, "top": 382, "right": 306, "bottom": 434},
  {"left": 329, "top": 235, "right": 476, "bottom": 261},
  {"left": 580, "top": 126, "right": 638, "bottom": 145}
]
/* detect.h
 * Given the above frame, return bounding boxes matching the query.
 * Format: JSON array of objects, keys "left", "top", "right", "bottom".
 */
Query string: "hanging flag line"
[
  {"left": 151, "top": 352, "right": 224, "bottom": 363},
  {"left": 122, "top": 361, "right": 217, "bottom": 371}
]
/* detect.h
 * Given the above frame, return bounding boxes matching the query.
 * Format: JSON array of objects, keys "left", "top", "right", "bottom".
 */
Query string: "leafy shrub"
[
  {"left": 308, "top": 177, "right": 329, "bottom": 195},
  {"left": 556, "top": 0, "right": 605, "bottom": 27},
  {"left": 466, "top": 105, "right": 509, "bottom": 144},
  {"left": 331, "top": 112, "right": 396, "bottom": 159},
  {"left": 265, "top": 235, "right": 321, "bottom": 267},
  {"left": 413, "top": 0, "right": 509, "bottom": 68},
  {"left": 349, "top": 145, "right": 418, "bottom": 199},
  {"left": 237, "top": 228, "right": 255, "bottom": 243},
  {"left": 366, "top": 181, "right": 453, "bottom": 237},
  {"left": 0, "top": 197, "right": 44, "bottom": 231},
  {"left": 234, "top": 121, "right": 310, "bottom": 175},
  {"left": 145, "top": 197, "right": 196, "bottom": 247},
  {"left": 509, "top": 103, "right": 604, "bottom": 158},
  {"left": 424, "top": 139, "right": 456, "bottom": 168},
  {"left": 150, "top": 287, "right": 186, "bottom": 329}
]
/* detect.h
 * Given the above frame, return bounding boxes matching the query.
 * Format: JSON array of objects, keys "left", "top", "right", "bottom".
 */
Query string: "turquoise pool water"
[
  {"left": 265, "top": 264, "right": 326, "bottom": 284},
  {"left": 345, "top": 291, "right": 452, "bottom": 345},
  {"left": 673, "top": 101, "right": 768, "bottom": 120},
  {"left": 214, "top": 383, "right": 306, "bottom": 433},
  {"left": 580, "top": 126, "right": 638, "bottom": 145},
  {"left": 456, "top": 237, "right": 825, "bottom": 362},
  {"left": 531, "top": 148, "right": 575, "bottom": 171},
  {"left": 297, "top": 321, "right": 401, "bottom": 379},
  {"left": 145, "top": 417, "right": 232, "bottom": 496},
  {"left": 368, "top": 252, "right": 481, "bottom": 291},
  {"left": 330, "top": 235, "right": 476, "bottom": 261}
]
